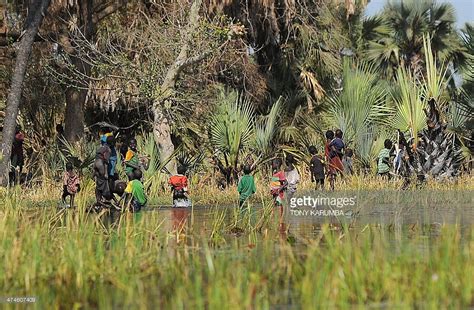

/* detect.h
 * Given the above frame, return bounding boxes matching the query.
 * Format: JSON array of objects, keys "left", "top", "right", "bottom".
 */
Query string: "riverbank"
[{"left": 2, "top": 173, "right": 473, "bottom": 208}]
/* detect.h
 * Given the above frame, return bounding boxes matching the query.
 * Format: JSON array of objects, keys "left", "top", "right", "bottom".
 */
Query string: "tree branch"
[
  {"left": 178, "top": 50, "right": 212, "bottom": 68},
  {"left": 159, "top": 0, "right": 203, "bottom": 93},
  {"left": 92, "top": 1, "right": 127, "bottom": 24}
]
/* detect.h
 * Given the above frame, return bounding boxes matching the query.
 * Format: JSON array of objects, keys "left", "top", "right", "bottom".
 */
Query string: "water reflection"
[
  {"left": 172, "top": 208, "right": 190, "bottom": 231},
  {"left": 76, "top": 202, "right": 473, "bottom": 253}
]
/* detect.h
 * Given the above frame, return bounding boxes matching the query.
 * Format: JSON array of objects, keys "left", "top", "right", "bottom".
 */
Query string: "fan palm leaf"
[
  {"left": 209, "top": 91, "right": 255, "bottom": 170},
  {"left": 363, "top": 0, "right": 464, "bottom": 78},
  {"left": 324, "top": 60, "right": 392, "bottom": 145}
]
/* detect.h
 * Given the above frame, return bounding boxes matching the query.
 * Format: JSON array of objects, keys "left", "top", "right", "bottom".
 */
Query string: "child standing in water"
[
  {"left": 309, "top": 146, "right": 325, "bottom": 190},
  {"left": 125, "top": 169, "right": 147, "bottom": 212},
  {"left": 62, "top": 162, "right": 80, "bottom": 208},
  {"left": 284, "top": 154, "right": 300, "bottom": 202},
  {"left": 270, "top": 158, "right": 287, "bottom": 206},
  {"left": 237, "top": 165, "right": 256, "bottom": 207},
  {"left": 169, "top": 165, "right": 191, "bottom": 208},
  {"left": 325, "top": 130, "right": 344, "bottom": 191}
]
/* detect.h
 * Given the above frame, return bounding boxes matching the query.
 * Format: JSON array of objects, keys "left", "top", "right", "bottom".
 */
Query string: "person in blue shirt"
[
  {"left": 329, "top": 129, "right": 345, "bottom": 160},
  {"left": 106, "top": 136, "right": 118, "bottom": 180}
]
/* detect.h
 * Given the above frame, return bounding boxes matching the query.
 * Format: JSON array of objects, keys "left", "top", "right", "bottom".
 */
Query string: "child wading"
[
  {"left": 325, "top": 130, "right": 344, "bottom": 191},
  {"left": 62, "top": 163, "right": 80, "bottom": 208},
  {"left": 237, "top": 165, "right": 256, "bottom": 207},
  {"left": 270, "top": 158, "right": 287, "bottom": 206},
  {"left": 309, "top": 146, "right": 325, "bottom": 190},
  {"left": 378, "top": 139, "right": 393, "bottom": 179},
  {"left": 124, "top": 138, "right": 140, "bottom": 180},
  {"left": 284, "top": 154, "right": 300, "bottom": 201},
  {"left": 169, "top": 166, "right": 191, "bottom": 208},
  {"left": 125, "top": 170, "right": 147, "bottom": 212}
]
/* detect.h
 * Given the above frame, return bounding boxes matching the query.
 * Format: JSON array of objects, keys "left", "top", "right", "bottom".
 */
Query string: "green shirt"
[
  {"left": 378, "top": 148, "right": 391, "bottom": 174},
  {"left": 237, "top": 174, "right": 256, "bottom": 201},
  {"left": 125, "top": 179, "right": 147, "bottom": 205}
]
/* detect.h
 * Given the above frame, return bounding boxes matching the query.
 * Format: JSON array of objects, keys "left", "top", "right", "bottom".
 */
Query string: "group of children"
[
  {"left": 241, "top": 130, "right": 400, "bottom": 207},
  {"left": 237, "top": 129, "right": 355, "bottom": 206},
  {"left": 61, "top": 128, "right": 191, "bottom": 211},
  {"left": 61, "top": 127, "right": 399, "bottom": 210},
  {"left": 237, "top": 155, "right": 299, "bottom": 208}
]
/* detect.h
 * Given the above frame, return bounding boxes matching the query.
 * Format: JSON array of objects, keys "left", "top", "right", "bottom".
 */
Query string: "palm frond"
[
  {"left": 422, "top": 35, "right": 451, "bottom": 107},
  {"left": 254, "top": 96, "right": 284, "bottom": 156},
  {"left": 209, "top": 90, "right": 255, "bottom": 169},
  {"left": 390, "top": 67, "right": 426, "bottom": 142},
  {"left": 323, "top": 60, "right": 392, "bottom": 145}
]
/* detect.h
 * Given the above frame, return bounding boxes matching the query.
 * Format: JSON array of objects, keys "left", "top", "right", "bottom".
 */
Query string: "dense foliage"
[{"left": 0, "top": 0, "right": 472, "bottom": 181}]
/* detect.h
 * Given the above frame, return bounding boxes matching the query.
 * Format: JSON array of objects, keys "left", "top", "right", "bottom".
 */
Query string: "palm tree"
[
  {"left": 460, "top": 23, "right": 474, "bottom": 99},
  {"left": 392, "top": 36, "right": 466, "bottom": 181},
  {"left": 208, "top": 90, "right": 286, "bottom": 184},
  {"left": 209, "top": 90, "right": 255, "bottom": 183},
  {"left": 363, "top": 0, "right": 467, "bottom": 79}
]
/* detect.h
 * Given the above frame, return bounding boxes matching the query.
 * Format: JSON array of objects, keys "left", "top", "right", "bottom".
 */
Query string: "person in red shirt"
[
  {"left": 270, "top": 158, "right": 287, "bottom": 206},
  {"left": 168, "top": 165, "right": 191, "bottom": 208},
  {"left": 325, "top": 130, "right": 344, "bottom": 191}
]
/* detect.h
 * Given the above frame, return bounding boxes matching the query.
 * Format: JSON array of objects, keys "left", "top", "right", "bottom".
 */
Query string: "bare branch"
[{"left": 92, "top": 1, "right": 127, "bottom": 24}]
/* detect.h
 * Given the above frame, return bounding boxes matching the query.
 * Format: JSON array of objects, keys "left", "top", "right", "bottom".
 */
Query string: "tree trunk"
[
  {"left": 153, "top": 105, "right": 175, "bottom": 173},
  {"left": 64, "top": 56, "right": 88, "bottom": 142},
  {"left": 416, "top": 99, "right": 462, "bottom": 179},
  {"left": 0, "top": 0, "right": 51, "bottom": 186},
  {"left": 63, "top": 0, "right": 94, "bottom": 142},
  {"left": 152, "top": 0, "right": 203, "bottom": 174},
  {"left": 64, "top": 85, "right": 86, "bottom": 142}
]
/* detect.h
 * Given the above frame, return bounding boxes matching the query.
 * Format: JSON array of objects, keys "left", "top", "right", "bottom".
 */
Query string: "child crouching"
[
  {"left": 124, "top": 169, "right": 147, "bottom": 212},
  {"left": 169, "top": 165, "right": 191, "bottom": 208}
]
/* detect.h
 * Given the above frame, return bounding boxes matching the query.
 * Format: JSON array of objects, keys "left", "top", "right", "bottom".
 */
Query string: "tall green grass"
[{"left": 0, "top": 191, "right": 473, "bottom": 309}]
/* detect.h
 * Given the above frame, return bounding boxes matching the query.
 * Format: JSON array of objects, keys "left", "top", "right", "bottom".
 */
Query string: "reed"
[{"left": 0, "top": 186, "right": 473, "bottom": 308}]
